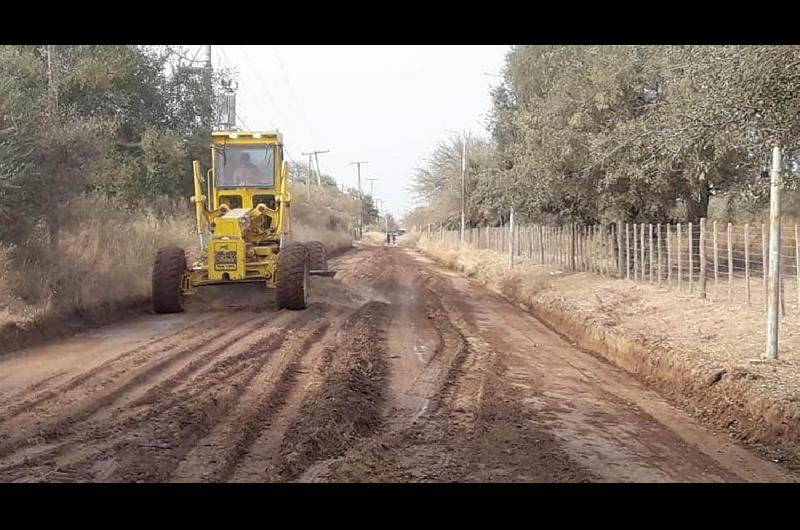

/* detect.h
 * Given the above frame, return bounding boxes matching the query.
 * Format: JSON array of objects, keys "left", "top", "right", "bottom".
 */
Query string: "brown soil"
[{"left": 0, "top": 244, "right": 795, "bottom": 482}]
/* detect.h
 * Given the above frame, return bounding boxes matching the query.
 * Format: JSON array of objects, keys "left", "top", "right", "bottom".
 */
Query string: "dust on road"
[{"left": 0, "top": 244, "right": 794, "bottom": 482}]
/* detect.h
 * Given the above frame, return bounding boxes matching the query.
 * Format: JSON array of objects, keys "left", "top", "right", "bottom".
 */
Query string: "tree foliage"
[
  {"left": 407, "top": 46, "right": 800, "bottom": 229},
  {"left": 0, "top": 45, "right": 235, "bottom": 250}
]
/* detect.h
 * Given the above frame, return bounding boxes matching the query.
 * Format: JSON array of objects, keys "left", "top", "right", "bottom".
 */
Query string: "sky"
[{"left": 208, "top": 45, "right": 509, "bottom": 220}]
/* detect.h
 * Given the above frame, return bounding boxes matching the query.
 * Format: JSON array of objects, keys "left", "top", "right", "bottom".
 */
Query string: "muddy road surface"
[{"left": 0, "top": 244, "right": 794, "bottom": 482}]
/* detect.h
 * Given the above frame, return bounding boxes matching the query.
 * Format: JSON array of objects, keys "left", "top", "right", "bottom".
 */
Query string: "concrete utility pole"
[
  {"left": 302, "top": 149, "right": 329, "bottom": 186},
  {"left": 765, "top": 145, "right": 783, "bottom": 360},
  {"left": 350, "top": 161, "right": 368, "bottom": 238}
]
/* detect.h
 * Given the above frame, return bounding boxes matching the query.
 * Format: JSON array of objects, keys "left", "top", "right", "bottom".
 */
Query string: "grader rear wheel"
[
  {"left": 152, "top": 246, "right": 187, "bottom": 314},
  {"left": 276, "top": 244, "right": 309, "bottom": 310},
  {"left": 305, "top": 241, "right": 327, "bottom": 271}
]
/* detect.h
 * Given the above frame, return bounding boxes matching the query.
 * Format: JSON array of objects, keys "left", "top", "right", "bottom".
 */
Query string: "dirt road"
[{"left": 0, "top": 244, "right": 794, "bottom": 482}]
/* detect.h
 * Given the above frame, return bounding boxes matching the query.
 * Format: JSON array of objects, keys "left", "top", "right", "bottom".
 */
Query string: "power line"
[
  {"left": 236, "top": 112, "right": 250, "bottom": 131},
  {"left": 270, "top": 45, "right": 318, "bottom": 144},
  {"left": 217, "top": 45, "right": 273, "bottom": 132},
  {"left": 237, "top": 45, "right": 296, "bottom": 131},
  {"left": 164, "top": 45, "right": 205, "bottom": 65},
  {"left": 283, "top": 146, "right": 296, "bottom": 165}
]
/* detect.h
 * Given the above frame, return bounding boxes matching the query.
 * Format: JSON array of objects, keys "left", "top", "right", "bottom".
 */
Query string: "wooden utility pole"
[
  {"left": 366, "top": 178, "right": 377, "bottom": 198},
  {"left": 302, "top": 149, "right": 330, "bottom": 186},
  {"left": 350, "top": 161, "right": 368, "bottom": 238}
]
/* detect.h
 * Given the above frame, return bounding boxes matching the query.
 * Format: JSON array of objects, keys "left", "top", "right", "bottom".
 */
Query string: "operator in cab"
[{"left": 233, "top": 152, "right": 261, "bottom": 186}]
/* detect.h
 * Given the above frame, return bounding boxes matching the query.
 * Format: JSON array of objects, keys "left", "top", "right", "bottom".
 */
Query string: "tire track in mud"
[
  {"left": 0, "top": 310, "right": 319, "bottom": 481},
  {"left": 194, "top": 320, "right": 333, "bottom": 482},
  {"left": 226, "top": 310, "right": 354, "bottom": 483},
  {"left": 315, "top": 251, "right": 593, "bottom": 483},
  {"left": 0, "top": 312, "right": 228, "bottom": 424},
  {"left": 308, "top": 276, "right": 482, "bottom": 482},
  {"left": 265, "top": 301, "right": 390, "bottom": 482},
  {"left": 6, "top": 312, "right": 311, "bottom": 482},
  {"left": 0, "top": 313, "right": 267, "bottom": 460}
]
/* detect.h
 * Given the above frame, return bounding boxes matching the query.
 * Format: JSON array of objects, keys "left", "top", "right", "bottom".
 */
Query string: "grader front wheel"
[
  {"left": 276, "top": 245, "right": 309, "bottom": 310},
  {"left": 152, "top": 246, "right": 187, "bottom": 314}
]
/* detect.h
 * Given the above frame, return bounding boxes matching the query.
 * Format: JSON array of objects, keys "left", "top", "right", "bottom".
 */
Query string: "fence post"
[
  {"left": 640, "top": 223, "right": 645, "bottom": 281},
  {"left": 745, "top": 224, "right": 751, "bottom": 306},
  {"left": 582, "top": 225, "right": 588, "bottom": 271},
  {"left": 713, "top": 221, "right": 719, "bottom": 298},
  {"left": 584, "top": 226, "right": 589, "bottom": 272},
  {"left": 688, "top": 222, "right": 694, "bottom": 294},
  {"left": 762, "top": 222, "right": 768, "bottom": 311},
  {"left": 617, "top": 221, "right": 624, "bottom": 278},
  {"left": 727, "top": 222, "right": 734, "bottom": 302},
  {"left": 569, "top": 223, "right": 575, "bottom": 271},
  {"left": 657, "top": 223, "right": 662, "bottom": 285},
  {"left": 626, "top": 223, "right": 631, "bottom": 279},
  {"left": 699, "top": 218, "right": 707, "bottom": 299},
  {"left": 765, "top": 145, "right": 782, "bottom": 360},
  {"left": 508, "top": 208, "right": 515, "bottom": 270},
  {"left": 539, "top": 225, "right": 545, "bottom": 264},
  {"left": 667, "top": 224, "right": 672, "bottom": 288},
  {"left": 796, "top": 224, "right": 800, "bottom": 307},
  {"left": 633, "top": 223, "right": 639, "bottom": 280},
  {"left": 677, "top": 223, "right": 683, "bottom": 289},
  {"left": 543, "top": 227, "right": 548, "bottom": 264},
  {"left": 648, "top": 224, "right": 654, "bottom": 284}
]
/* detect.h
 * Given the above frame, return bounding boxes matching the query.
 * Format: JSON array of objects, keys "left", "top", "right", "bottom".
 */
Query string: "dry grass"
[
  {"left": 359, "top": 231, "right": 388, "bottom": 246},
  {"left": 0, "top": 185, "right": 356, "bottom": 329},
  {"left": 289, "top": 183, "right": 355, "bottom": 255},
  {"left": 397, "top": 232, "right": 420, "bottom": 248},
  {"left": 0, "top": 196, "right": 196, "bottom": 326},
  {"left": 293, "top": 222, "right": 353, "bottom": 256},
  {"left": 0, "top": 199, "right": 197, "bottom": 322}
]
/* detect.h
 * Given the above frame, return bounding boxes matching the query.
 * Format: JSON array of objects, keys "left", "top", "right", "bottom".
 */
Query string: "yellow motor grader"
[{"left": 152, "top": 130, "right": 333, "bottom": 313}]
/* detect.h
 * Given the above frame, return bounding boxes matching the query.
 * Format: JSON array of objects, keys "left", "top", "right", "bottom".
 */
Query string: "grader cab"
[{"left": 151, "top": 131, "right": 333, "bottom": 314}]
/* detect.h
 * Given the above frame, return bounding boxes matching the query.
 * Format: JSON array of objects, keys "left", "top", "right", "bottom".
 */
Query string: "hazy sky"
[{"left": 211, "top": 45, "right": 509, "bottom": 219}]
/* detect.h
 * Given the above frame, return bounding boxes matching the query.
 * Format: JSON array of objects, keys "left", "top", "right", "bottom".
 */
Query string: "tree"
[
  {"left": 0, "top": 45, "right": 236, "bottom": 253},
  {"left": 486, "top": 45, "right": 800, "bottom": 226}
]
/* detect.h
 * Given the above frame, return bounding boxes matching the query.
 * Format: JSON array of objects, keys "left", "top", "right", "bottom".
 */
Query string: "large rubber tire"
[
  {"left": 152, "top": 246, "right": 187, "bottom": 314},
  {"left": 276, "top": 244, "right": 309, "bottom": 310},
  {"left": 305, "top": 241, "right": 327, "bottom": 271}
]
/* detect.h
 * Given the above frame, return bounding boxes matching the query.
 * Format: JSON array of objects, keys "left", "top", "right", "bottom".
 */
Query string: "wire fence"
[{"left": 421, "top": 219, "right": 800, "bottom": 316}]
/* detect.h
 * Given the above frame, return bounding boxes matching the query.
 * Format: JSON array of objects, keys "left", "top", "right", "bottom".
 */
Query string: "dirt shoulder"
[
  {"left": 0, "top": 240, "right": 353, "bottom": 358},
  {"left": 413, "top": 236, "right": 800, "bottom": 472}
]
